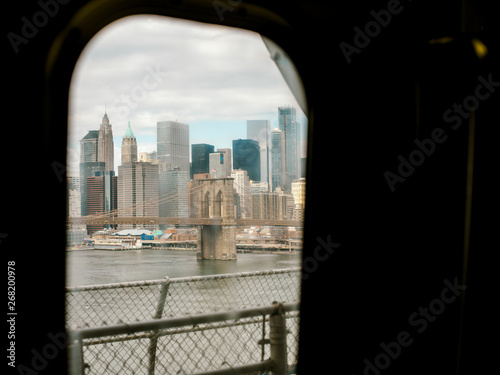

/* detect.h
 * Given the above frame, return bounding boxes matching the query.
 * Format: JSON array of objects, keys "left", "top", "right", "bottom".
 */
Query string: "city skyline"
[
  {"left": 67, "top": 14, "right": 307, "bottom": 173},
  {"left": 73, "top": 106, "right": 305, "bottom": 225},
  {"left": 80, "top": 106, "right": 299, "bottom": 184}
]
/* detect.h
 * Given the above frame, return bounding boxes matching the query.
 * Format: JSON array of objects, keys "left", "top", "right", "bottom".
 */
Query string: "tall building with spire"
[
  {"left": 97, "top": 113, "right": 114, "bottom": 171},
  {"left": 118, "top": 121, "right": 159, "bottom": 229},
  {"left": 121, "top": 121, "right": 137, "bottom": 164}
]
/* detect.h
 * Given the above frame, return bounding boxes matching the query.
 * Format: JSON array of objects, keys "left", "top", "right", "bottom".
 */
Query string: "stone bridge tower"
[{"left": 190, "top": 178, "right": 237, "bottom": 260}]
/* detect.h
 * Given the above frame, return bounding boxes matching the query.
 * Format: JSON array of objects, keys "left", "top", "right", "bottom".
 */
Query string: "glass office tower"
[
  {"left": 157, "top": 120, "right": 190, "bottom": 172},
  {"left": 191, "top": 143, "right": 214, "bottom": 177},
  {"left": 278, "top": 106, "right": 300, "bottom": 187},
  {"left": 271, "top": 128, "right": 285, "bottom": 191},
  {"left": 232, "top": 139, "right": 261, "bottom": 182},
  {"left": 247, "top": 120, "right": 270, "bottom": 186},
  {"left": 79, "top": 130, "right": 105, "bottom": 216}
]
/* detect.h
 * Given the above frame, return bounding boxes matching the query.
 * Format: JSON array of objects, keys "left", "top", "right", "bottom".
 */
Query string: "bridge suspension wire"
[
  {"left": 79, "top": 176, "right": 295, "bottom": 225},
  {"left": 79, "top": 176, "right": 298, "bottom": 225},
  {"left": 86, "top": 184, "right": 196, "bottom": 219},
  {"left": 81, "top": 180, "right": 210, "bottom": 221}
]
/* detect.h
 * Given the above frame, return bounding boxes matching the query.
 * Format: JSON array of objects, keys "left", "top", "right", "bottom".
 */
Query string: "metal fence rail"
[
  {"left": 66, "top": 279, "right": 171, "bottom": 329},
  {"left": 69, "top": 302, "right": 300, "bottom": 375}
]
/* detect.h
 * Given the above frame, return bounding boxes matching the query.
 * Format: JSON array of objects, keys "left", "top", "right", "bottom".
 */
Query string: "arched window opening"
[{"left": 65, "top": 13, "right": 308, "bottom": 375}]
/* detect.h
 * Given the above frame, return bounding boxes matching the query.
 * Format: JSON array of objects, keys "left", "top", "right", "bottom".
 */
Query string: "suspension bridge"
[{"left": 68, "top": 178, "right": 302, "bottom": 259}]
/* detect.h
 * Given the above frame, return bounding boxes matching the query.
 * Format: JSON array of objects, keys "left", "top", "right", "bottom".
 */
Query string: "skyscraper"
[
  {"left": 291, "top": 177, "right": 306, "bottom": 221},
  {"left": 278, "top": 106, "right": 300, "bottom": 188},
  {"left": 67, "top": 171, "right": 81, "bottom": 218},
  {"left": 97, "top": 112, "right": 114, "bottom": 171},
  {"left": 159, "top": 168, "right": 189, "bottom": 219},
  {"left": 121, "top": 121, "right": 137, "bottom": 164},
  {"left": 157, "top": 121, "right": 189, "bottom": 172},
  {"left": 231, "top": 169, "right": 251, "bottom": 218},
  {"left": 118, "top": 163, "right": 159, "bottom": 227},
  {"left": 118, "top": 122, "right": 159, "bottom": 229},
  {"left": 79, "top": 130, "right": 105, "bottom": 216},
  {"left": 80, "top": 130, "right": 99, "bottom": 163},
  {"left": 191, "top": 143, "right": 214, "bottom": 177},
  {"left": 251, "top": 192, "right": 287, "bottom": 220},
  {"left": 271, "top": 128, "right": 285, "bottom": 191},
  {"left": 209, "top": 148, "right": 232, "bottom": 178},
  {"left": 86, "top": 171, "right": 117, "bottom": 234},
  {"left": 216, "top": 148, "right": 232, "bottom": 177},
  {"left": 247, "top": 120, "right": 270, "bottom": 186},
  {"left": 232, "top": 139, "right": 261, "bottom": 182}
]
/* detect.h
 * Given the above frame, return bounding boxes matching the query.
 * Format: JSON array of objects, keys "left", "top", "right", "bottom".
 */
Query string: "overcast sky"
[{"left": 68, "top": 14, "right": 307, "bottom": 172}]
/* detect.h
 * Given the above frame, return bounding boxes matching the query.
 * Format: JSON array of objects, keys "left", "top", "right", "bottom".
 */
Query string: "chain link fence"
[
  {"left": 66, "top": 268, "right": 301, "bottom": 374},
  {"left": 66, "top": 268, "right": 301, "bottom": 328},
  {"left": 66, "top": 279, "right": 169, "bottom": 329}
]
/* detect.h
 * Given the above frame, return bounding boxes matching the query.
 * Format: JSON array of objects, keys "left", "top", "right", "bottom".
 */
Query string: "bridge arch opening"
[
  {"left": 202, "top": 190, "right": 211, "bottom": 218},
  {"left": 214, "top": 190, "right": 222, "bottom": 217}
]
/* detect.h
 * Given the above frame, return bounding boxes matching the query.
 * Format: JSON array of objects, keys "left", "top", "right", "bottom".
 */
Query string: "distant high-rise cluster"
[{"left": 69, "top": 105, "right": 306, "bottom": 234}]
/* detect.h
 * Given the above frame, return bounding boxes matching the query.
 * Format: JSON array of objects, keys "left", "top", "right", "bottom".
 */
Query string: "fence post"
[
  {"left": 153, "top": 277, "right": 171, "bottom": 319},
  {"left": 148, "top": 277, "right": 171, "bottom": 375},
  {"left": 68, "top": 331, "right": 84, "bottom": 375},
  {"left": 269, "top": 302, "right": 288, "bottom": 375}
]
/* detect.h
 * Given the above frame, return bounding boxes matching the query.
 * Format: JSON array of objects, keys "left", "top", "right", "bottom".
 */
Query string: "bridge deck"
[{"left": 67, "top": 216, "right": 302, "bottom": 227}]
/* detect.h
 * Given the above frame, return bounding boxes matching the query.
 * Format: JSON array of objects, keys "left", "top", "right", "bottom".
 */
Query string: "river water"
[{"left": 66, "top": 249, "right": 302, "bottom": 286}]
